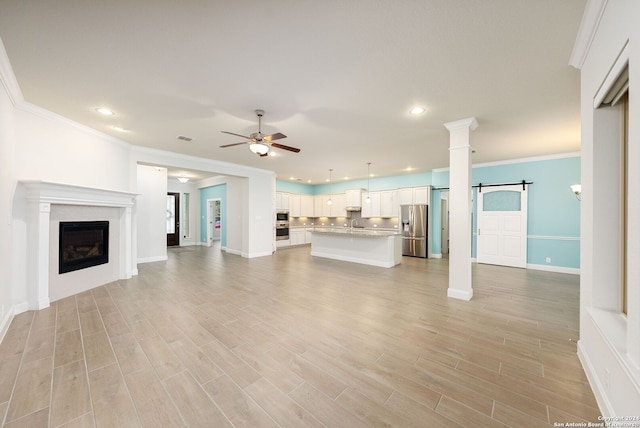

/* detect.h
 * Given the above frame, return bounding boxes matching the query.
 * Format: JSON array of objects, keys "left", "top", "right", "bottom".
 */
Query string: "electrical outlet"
[{"left": 545, "top": 257, "right": 551, "bottom": 263}]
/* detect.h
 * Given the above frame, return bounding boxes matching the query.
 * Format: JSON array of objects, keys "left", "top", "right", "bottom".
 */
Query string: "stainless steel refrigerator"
[{"left": 400, "top": 204, "right": 428, "bottom": 258}]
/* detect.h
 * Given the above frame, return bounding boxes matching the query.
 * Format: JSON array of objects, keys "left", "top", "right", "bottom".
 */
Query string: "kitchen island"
[{"left": 311, "top": 228, "right": 402, "bottom": 268}]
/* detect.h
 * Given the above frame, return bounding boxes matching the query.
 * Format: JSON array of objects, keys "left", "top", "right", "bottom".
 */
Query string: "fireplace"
[{"left": 59, "top": 221, "right": 109, "bottom": 274}]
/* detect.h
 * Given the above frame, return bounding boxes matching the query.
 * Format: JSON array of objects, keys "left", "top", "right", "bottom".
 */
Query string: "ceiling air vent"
[{"left": 177, "top": 135, "right": 193, "bottom": 142}]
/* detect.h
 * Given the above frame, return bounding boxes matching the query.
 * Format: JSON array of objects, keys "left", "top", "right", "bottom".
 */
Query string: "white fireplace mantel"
[{"left": 21, "top": 181, "right": 138, "bottom": 309}]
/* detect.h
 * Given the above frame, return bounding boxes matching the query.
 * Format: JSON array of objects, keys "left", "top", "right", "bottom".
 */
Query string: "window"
[
  {"left": 182, "top": 193, "right": 190, "bottom": 238},
  {"left": 596, "top": 58, "right": 629, "bottom": 315}
]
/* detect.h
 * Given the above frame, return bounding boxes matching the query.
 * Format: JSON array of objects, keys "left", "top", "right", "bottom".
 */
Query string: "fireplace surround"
[{"left": 21, "top": 181, "right": 137, "bottom": 309}]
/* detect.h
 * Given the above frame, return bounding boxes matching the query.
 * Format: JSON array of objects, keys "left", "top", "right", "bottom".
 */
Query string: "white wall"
[
  {"left": 136, "top": 165, "right": 168, "bottom": 263},
  {"left": 573, "top": 0, "right": 640, "bottom": 416},
  {"left": 134, "top": 146, "right": 276, "bottom": 258},
  {"left": 0, "top": 40, "right": 17, "bottom": 340}
]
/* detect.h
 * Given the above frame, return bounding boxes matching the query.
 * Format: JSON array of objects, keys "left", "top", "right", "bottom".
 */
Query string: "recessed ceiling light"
[
  {"left": 96, "top": 107, "right": 115, "bottom": 115},
  {"left": 343, "top": 176, "right": 349, "bottom": 180},
  {"left": 307, "top": 180, "right": 312, "bottom": 183},
  {"left": 409, "top": 107, "right": 425, "bottom": 115},
  {"left": 269, "top": 152, "right": 277, "bottom": 157},
  {"left": 112, "top": 126, "right": 127, "bottom": 132},
  {"left": 290, "top": 176, "right": 295, "bottom": 180},
  {"left": 406, "top": 167, "right": 414, "bottom": 172}
]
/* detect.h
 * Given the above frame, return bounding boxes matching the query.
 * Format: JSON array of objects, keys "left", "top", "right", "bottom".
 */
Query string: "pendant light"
[
  {"left": 365, "top": 162, "right": 371, "bottom": 204},
  {"left": 327, "top": 169, "right": 333, "bottom": 205}
]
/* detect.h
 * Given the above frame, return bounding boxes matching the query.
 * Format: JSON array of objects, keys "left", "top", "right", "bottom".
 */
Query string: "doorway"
[
  {"left": 476, "top": 185, "right": 528, "bottom": 268},
  {"left": 207, "top": 199, "right": 222, "bottom": 246},
  {"left": 167, "top": 192, "right": 180, "bottom": 246},
  {"left": 440, "top": 192, "right": 450, "bottom": 256}
]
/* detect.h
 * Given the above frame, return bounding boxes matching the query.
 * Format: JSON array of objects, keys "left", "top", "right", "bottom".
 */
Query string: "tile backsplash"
[{"left": 289, "top": 211, "right": 399, "bottom": 229}]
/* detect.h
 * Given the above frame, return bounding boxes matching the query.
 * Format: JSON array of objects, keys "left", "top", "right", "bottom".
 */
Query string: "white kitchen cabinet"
[
  {"left": 414, "top": 186, "right": 430, "bottom": 204},
  {"left": 331, "top": 193, "right": 347, "bottom": 217},
  {"left": 361, "top": 191, "right": 381, "bottom": 218},
  {"left": 346, "top": 189, "right": 363, "bottom": 208},
  {"left": 290, "top": 229, "right": 305, "bottom": 246},
  {"left": 300, "top": 195, "right": 314, "bottom": 217},
  {"left": 398, "top": 188, "right": 414, "bottom": 205},
  {"left": 397, "top": 186, "right": 431, "bottom": 206},
  {"left": 304, "top": 228, "right": 313, "bottom": 243},
  {"left": 314, "top": 193, "right": 346, "bottom": 217},
  {"left": 314, "top": 194, "right": 330, "bottom": 217},
  {"left": 380, "top": 190, "right": 396, "bottom": 218},
  {"left": 290, "top": 194, "right": 301, "bottom": 217},
  {"left": 275, "top": 192, "right": 290, "bottom": 211}
]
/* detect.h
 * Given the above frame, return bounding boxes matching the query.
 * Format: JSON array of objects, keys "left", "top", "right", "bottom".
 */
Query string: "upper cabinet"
[
  {"left": 398, "top": 186, "right": 431, "bottom": 206},
  {"left": 345, "top": 189, "right": 363, "bottom": 209},
  {"left": 314, "top": 194, "right": 346, "bottom": 217},
  {"left": 300, "top": 195, "right": 314, "bottom": 217},
  {"left": 275, "top": 192, "right": 290, "bottom": 211},
  {"left": 413, "top": 186, "right": 430, "bottom": 204},
  {"left": 361, "top": 191, "right": 381, "bottom": 218},
  {"left": 282, "top": 185, "right": 429, "bottom": 218},
  {"left": 362, "top": 190, "right": 397, "bottom": 218},
  {"left": 290, "top": 194, "right": 301, "bottom": 217}
]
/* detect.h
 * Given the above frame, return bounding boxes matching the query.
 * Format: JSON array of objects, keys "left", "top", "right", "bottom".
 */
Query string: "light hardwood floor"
[{"left": 0, "top": 245, "right": 600, "bottom": 427}]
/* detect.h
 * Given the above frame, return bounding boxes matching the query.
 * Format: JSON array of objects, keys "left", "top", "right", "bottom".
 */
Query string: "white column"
[
  {"left": 445, "top": 117, "right": 478, "bottom": 301},
  {"left": 29, "top": 201, "right": 51, "bottom": 309}
]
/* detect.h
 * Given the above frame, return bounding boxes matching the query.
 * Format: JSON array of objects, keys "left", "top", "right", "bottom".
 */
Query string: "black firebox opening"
[{"left": 59, "top": 221, "right": 109, "bottom": 274}]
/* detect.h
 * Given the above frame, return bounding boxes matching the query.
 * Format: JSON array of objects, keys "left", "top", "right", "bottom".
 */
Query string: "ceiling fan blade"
[
  {"left": 221, "top": 131, "right": 252, "bottom": 139},
  {"left": 263, "top": 132, "right": 287, "bottom": 142},
  {"left": 271, "top": 142, "right": 301, "bottom": 153},
  {"left": 219, "top": 141, "right": 249, "bottom": 148}
]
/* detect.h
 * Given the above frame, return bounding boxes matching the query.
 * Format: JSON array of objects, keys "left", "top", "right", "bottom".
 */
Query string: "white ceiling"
[{"left": 0, "top": 1, "right": 585, "bottom": 184}]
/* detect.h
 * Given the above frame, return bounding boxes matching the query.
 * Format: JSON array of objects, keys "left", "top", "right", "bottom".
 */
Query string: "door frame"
[
  {"left": 167, "top": 192, "right": 180, "bottom": 246},
  {"left": 206, "top": 198, "right": 222, "bottom": 247}
]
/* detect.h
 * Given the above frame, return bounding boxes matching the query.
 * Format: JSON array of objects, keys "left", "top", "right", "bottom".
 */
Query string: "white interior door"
[{"left": 477, "top": 184, "right": 528, "bottom": 268}]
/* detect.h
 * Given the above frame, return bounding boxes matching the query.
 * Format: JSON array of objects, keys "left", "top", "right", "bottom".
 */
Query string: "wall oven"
[
  {"left": 276, "top": 211, "right": 289, "bottom": 241},
  {"left": 275, "top": 220, "right": 289, "bottom": 241}
]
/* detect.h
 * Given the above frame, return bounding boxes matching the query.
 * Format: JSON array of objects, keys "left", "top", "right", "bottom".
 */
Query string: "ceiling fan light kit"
[
  {"left": 220, "top": 109, "right": 300, "bottom": 157},
  {"left": 249, "top": 143, "right": 269, "bottom": 155}
]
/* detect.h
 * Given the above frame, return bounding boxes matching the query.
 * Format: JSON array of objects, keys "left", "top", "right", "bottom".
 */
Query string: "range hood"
[{"left": 346, "top": 206, "right": 361, "bottom": 211}]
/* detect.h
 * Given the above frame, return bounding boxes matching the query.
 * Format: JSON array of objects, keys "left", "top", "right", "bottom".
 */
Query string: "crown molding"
[
  {"left": 432, "top": 151, "right": 581, "bottom": 172},
  {"left": 569, "top": 0, "right": 608, "bottom": 69},
  {"left": 0, "top": 37, "right": 24, "bottom": 106}
]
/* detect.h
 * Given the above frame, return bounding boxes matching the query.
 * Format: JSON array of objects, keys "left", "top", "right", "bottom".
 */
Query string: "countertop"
[{"left": 310, "top": 227, "right": 400, "bottom": 237}]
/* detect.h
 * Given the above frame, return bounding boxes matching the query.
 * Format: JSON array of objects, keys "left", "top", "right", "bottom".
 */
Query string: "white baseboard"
[
  {"left": 431, "top": 253, "right": 442, "bottom": 259},
  {"left": 447, "top": 288, "right": 473, "bottom": 301},
  {"left": 0, "top": 301, "right": 29, "bottom": 344},
  {"left": 527, "top": 263, "right": 580, "bottom": 275},
  {"left": 0, "top": 307, "right": 14, "bottom": 344},
  {"left": 137, "top": 255, "right": 169, "bottom": 264},
  {"left": 577, "top": 340, "right": 613, "bottom": 416}
]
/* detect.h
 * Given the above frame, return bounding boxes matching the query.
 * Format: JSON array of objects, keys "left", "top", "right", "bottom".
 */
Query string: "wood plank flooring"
[{"left": 0, "top": 245, "right": 600, "bottom": 427}]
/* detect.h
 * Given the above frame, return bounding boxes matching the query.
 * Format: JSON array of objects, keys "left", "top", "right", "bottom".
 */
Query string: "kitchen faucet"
[{"left": 350, "top": 219, "right": 358, "bottom": 229}]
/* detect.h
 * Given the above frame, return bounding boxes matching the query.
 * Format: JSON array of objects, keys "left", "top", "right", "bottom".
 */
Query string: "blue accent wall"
[
  {"left": 276, "top": 181, "right": 314, "bottom": 194},
  {"left": 431, "top": 156, "right": 580, "bottom": 269},
  {"left": 200, "top": 184, "right": 227, "bottom": 246},
  {"left": 278, "top": 171, "right": 432, "bottom": 195}
]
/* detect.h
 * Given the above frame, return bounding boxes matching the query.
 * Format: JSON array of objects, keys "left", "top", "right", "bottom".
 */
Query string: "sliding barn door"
[{"left": 476, "top": 184, "right": 528, "bottom": 268}]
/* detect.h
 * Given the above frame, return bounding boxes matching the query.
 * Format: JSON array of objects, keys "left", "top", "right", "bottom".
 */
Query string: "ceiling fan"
[{"left": 220, "top": 109, "right": 301, "bottom": 157}]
